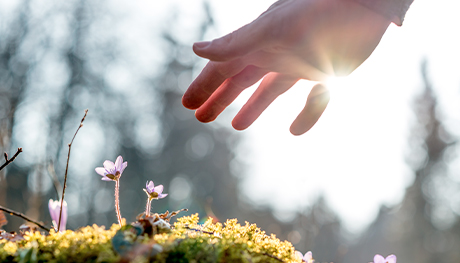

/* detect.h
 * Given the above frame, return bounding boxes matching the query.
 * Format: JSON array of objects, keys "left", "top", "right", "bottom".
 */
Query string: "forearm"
[{"left": 347, "top": 0, "right": 414, "bottom": 26}]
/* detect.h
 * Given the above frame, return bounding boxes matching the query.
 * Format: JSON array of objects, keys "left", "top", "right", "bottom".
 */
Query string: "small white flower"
[{"left": 295, "top": 251, "right": 313, "bottom": 263}]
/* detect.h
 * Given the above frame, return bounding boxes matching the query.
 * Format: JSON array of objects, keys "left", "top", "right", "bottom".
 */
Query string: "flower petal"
[
  {"left": 158, "top": 193, "right": 168, "bottom": 199},
  {"left": 103, "top": 160, "right": 116, "bottom": 174},
  {"left": 48, "top": 200, "right": 58, "bottom": 222},
  {"left": 385, "top": 255, "right": 397, "bottom": 263},
  {"left": 52, "top": 201, "right": 60, "bottom": 221},
  {"left": 374, "top": 254, "right": 385, "bottom": 263},
  {"left": 95, "top": 167, "right": 107, "bottom": 176},
  {"left": 101, "top": 176, "right": 113, "bottom": 181},
  {"left": 147, "top": 181, "right": 155, "bottom": 193},
  {"left": 120, "top": 161, "right": 128, "bottom": 174},
  {"left": 295, "top": 251, "right": 303, "bottom": 260},
  {"left": 154, "top": 185, "right": 164, "bottom": 194},
  {"left": 115, "top": 156, "right": 123, "bottom": 172},
  {"left": 304, "top": 251, "right": 312, "bottom": 261}
]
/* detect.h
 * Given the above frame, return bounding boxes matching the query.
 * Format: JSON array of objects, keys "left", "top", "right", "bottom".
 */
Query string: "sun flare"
[{"left": 324, "top": 76, "right": 349, "bottom": 91}]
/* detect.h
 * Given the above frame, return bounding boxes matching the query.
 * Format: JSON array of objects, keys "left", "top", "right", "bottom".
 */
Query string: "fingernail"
[{"left": 194, "top": 41, "right": 211, "bottom": 49}]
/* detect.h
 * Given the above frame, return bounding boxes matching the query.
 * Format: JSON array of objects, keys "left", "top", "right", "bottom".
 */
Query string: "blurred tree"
[
  {"left": 344, "top": 61, "right": 459, "bottom": 263},
  {"left": 0, "top": 0, "right": 33, "bottom": 226},
  {"left": 0, "top": 0, "right": 246, "bottom": 231},
  {"left": 0, "top": 0, "right": 126, "bottom": 231},
  {"left": 236, "top": 195, "right": 348, "bottom": 263}
]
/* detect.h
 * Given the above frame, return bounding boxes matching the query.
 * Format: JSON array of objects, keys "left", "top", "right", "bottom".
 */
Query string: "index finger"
[{"left": 182, "top": 59, "right": 247, "bottom": 109}]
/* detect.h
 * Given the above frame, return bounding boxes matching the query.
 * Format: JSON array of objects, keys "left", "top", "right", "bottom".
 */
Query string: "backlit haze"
[
  {"left": 196, "top": 0, "right": 460, "bottom": 233},
  {"left": 110, "top": 0, "right": 460, "bottom": 233}
]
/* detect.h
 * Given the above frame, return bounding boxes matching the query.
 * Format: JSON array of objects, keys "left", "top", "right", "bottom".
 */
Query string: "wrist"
[{"left": 345, "top": 0, "right": 414, "bottom": 26}]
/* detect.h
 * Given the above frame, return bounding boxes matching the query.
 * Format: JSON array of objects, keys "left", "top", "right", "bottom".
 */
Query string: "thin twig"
[
  {"left": 0, "top": 148, "right": 23, "bottom": 171},
  {"left": 261, "top": 252, "right": 285, "bottom": 263},
  {"left": 0, "top": 205, "right": 50, "bottom": 232},
  {"left": 58, "top": 109, "right": 88, "bottom": 232},
  {"left": 184, "top": 225, "right": 216, "bottom": 235}
]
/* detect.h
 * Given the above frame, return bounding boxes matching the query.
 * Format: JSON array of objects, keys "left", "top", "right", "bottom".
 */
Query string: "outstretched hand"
[{"left": 182, "top": 0, "right": 391, "bottom": 135}]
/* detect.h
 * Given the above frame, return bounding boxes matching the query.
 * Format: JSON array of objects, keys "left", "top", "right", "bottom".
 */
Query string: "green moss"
[
  {"left": 0, "top": 215, "right": 302, "bottom": 263},
  {"left": 1, "top": 224, "right": 120, "bottom": 263}
]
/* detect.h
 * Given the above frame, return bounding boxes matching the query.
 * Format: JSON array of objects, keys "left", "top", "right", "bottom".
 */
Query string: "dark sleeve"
[{"left": 348, "top": 0, "right": 414, "bottom": 26}]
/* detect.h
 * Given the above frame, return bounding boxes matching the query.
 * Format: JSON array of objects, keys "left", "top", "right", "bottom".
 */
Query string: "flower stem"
[
  {"left": 145, "top": 198, "right": 152, "bottom": 216},
  {"left": 115, "top": 179, "right": 122, "bottom": 226}
]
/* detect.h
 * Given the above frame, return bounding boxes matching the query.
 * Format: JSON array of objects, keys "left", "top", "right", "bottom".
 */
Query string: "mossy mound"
[
  {"left": 0, "top": 224, "right": 119, "bottom": 262},
  {"left": 0, "top": 214, "right": 301, "bottom": 263}
]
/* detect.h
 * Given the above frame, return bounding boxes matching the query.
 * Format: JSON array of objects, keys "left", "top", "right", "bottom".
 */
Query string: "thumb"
[{"left": 193, "top": 19, "right": 272, "bottom": 61}]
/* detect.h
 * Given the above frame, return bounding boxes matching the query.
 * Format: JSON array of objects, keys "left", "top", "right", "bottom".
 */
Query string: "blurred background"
[{"left": 1, "top": 0, "right": 460, "bottom": 262}]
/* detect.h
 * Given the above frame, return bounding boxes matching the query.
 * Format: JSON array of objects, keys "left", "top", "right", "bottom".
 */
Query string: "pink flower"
[
  {"left": 374, "top": 254, "right": 397, "bottom": 263},
  {"left": 48, "top": 199, "right": 67, "bottom": 232},
  {"left": 144, "top": 181, "right": 168, "bottom": 216},
  {"left": 295, "top": 251, "right": 313, "bottom": 263},
  {"left": 95, "top": 155, "right": 127, "bottom": 181},
  {"left": 95, "top": 155, "right": 127, "bottom": 226},
  {"left": 144, "top": 181, "right": 168, "bottom": 200}
]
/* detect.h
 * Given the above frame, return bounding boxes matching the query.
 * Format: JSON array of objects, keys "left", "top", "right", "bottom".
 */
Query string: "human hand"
[{"left": 182, "top": 0, "right": 391, "bottom": 135}]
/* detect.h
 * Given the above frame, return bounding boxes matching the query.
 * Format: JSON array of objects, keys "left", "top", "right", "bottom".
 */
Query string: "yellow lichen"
[{"left": 1, "top": 215, "right": 303, "bottom": 263}]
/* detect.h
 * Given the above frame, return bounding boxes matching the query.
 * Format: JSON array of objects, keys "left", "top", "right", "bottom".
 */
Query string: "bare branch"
[
  {"left": 0, "top": 148, "right": 23, "bottom": 171},
  {"left": 261, "top": 252, "right": 285, "bottom": 263},
  {"left": 0, "top": 205, "right": 50, "bottom": 232},
  {"left": 58, "top": 109, "right": 88, "bottom": 232},
  {"left": 184, "top": 225, "right": 216, "bottom": 235}
]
